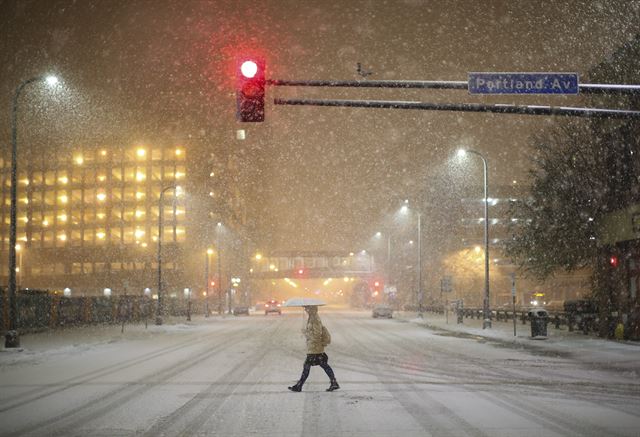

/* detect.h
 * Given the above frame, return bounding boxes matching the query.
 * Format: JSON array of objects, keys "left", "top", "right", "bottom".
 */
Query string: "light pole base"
[
  {"left": 4, "top": 330, "right": 20, "bottom": 348},
  {"left": 155, "top": 316, "right": 163, "bottom": 326},
  {"left": 483, "top": 319, "right": 492, "bottom": 329}
]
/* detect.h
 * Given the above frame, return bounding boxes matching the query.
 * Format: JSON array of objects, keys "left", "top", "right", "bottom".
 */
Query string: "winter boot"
[
  {"left": 288, "top": 382, "right": 303, "bottom": 392},
  {"left": 326, "top": 379, "right": 340, "bottom": 392}
]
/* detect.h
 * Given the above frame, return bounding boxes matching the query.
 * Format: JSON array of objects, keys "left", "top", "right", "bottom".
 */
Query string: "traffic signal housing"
[{"left": 236, "top": 58, "right": 265, "bottom": 122}]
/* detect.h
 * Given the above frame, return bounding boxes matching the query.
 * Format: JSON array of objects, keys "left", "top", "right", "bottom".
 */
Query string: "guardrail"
[{"left": 402, "top": 305, "right": 599, "bottom": 335}]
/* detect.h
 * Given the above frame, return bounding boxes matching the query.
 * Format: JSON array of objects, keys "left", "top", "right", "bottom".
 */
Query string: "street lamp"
[
  {"left": 156, "top": 184, "right": 180, "bottom": 325},
  {"left": 399, "top": 204, "right": 423, "bottom": 318},
  {"left": 205, "top": 248, "right": 214, "bottom": 317},
  {"left": 6, "top": 74, "right": 59, "bottom": 348},
  {"left": 457, "top": 148, "right": 491, "bottom": 329}
]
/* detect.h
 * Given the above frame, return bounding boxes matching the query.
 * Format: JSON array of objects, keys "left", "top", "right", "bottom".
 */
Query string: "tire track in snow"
[
  {"left": 340, "top": 313, "right": 639, "bottom": 436},
  {"left": 333, "top": 314, "right": 490, "bottom": 437},
  {"left": 9, "top": 325, "right": 253, "bottom": 437},
  {"left": 142, "top": 317, "right": 288, "bottom": 436},
  {"left": 0, "top": 328, "right": 213, "bottom": 414}
]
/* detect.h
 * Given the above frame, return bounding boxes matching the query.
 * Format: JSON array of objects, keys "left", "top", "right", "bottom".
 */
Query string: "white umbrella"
[{"left": 282, "top": 297, "right": 327, "bottom": 307}]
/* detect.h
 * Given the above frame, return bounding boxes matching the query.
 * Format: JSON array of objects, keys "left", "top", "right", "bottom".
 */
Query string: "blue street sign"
[{"left": 468, "top": 72, "right": 579, "bottom": 95}]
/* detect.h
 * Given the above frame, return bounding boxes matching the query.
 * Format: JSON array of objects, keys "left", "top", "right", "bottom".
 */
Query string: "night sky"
[{"left": 2, "top": 0, "right": 639, "bottom": 252}]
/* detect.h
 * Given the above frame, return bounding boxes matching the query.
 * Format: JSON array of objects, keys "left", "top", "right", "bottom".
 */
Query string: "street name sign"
[
  {"left": 509, "top": 272, "right": 516, "bottom": 297},
  {"left": 468, "top": 72, "right": 579, "bottom": 95}
]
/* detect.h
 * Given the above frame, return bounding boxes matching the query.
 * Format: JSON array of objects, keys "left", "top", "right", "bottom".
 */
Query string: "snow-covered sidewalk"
[{"left": 395, "top": 310, "right": 640, "bottom": 375}]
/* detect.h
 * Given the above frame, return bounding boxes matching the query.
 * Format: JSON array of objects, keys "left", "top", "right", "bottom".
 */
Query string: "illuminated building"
[{"left": 0, "top": 144, "right": 248, "bottom": 296}]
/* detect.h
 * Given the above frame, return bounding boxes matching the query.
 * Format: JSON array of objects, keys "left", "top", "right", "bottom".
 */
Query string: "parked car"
[
  {"left": 264, "top": 299, "right": 282, "bottom": 315},
  {"left": 372, "top": 304, "right": 393, "bottom": 318},
  {"left": 233, "top": 306, "right": 250, "bottom": 316}
]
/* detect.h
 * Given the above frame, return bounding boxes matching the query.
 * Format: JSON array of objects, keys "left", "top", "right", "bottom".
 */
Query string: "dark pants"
[{"left": 299, "top": 353, "right": 335, "bottom": 384}]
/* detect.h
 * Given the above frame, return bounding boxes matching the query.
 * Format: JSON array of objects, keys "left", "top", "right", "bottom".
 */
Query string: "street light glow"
[
  {"left": 457, "top": 149, "right": 467, "bottom": 158},
  {"left": 45, "top": 75, "right": 59, "bottom": 86}
]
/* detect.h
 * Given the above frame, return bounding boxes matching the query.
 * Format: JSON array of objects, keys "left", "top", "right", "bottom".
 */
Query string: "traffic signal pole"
[
  {"left": 273, "top": 97, "right": 640, "bottom": 119},
  {"left": 268, "top": 79, "right": 640, "bottom": 119}
]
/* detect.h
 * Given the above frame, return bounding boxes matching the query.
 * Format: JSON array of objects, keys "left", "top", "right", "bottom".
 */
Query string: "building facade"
[{"left": 1, "top": 142, "right": 250, "bottom": 299}]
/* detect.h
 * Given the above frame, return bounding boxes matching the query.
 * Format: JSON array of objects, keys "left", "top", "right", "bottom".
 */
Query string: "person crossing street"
[{"left": 288, "top": 305, "right": 339, "bottom": 392}]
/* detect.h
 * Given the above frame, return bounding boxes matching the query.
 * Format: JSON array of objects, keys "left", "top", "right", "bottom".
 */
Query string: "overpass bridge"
[{"left": 249, "top": 251, "right": 378, "bottom": 280}]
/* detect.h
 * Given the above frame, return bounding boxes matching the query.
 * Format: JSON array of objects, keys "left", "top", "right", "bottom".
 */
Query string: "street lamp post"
[
  {"left": 205, "top": 248, "right": 213, "bottom": 317},
  {"left": 6, "top": 75, "right": 59, "bottom": 348},
  {"left": 15, "top": 244, "right": 23, "bottom": 289},
  {"left": 417, "top": 211, "right": 423, "bottom": 318},
  {"left": 400, "top": 204, "right": 423, "bottom": 318},
  {"left": 156, "top": 185, "right": 177, "bottom": 325},
  {"left": 185, "top": 288, "right": 191, "bottom": 321},
  {"left": 216, "top": 222, "right": 223, "bottom": 315},
  {"left": 458, "top": 148, "right": 491, "bottom": 329}
]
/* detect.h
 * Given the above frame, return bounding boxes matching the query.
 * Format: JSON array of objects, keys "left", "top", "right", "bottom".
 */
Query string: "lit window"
[
  {"left": 136, "top": 191, "right": 145, "bottom": 200},
  {"left": 97, "top": 175, "right": 106, "bottom": 182},
  {"left": 59, "top": 195, "right": 68, "bottom": 204},
  {"left": 59, "top": 176, "right": 68, "bottom": 184},
  {"left": 96, "top": 212, "right": 106, "bottom": 220},
  {"left": 75, "top": 156, "right": 84, "bottom": 165},
  {"left": 58, "top": 234, "right": 67, "bottom": 241},
  {"left": 96, "top": 231, "right": 106, "bottom": 240},
  {"left": 136, "top": 171, "right": 145, "bottom": 182},
  {"left": 135, "top": 210, "right": 145, "bottom": 218},
  {"left": 21, "top": 197, "right": 29, "bottom": 204},
  {"left": 100, "top": 150, "right": 107, "bottom": 156},
  {"left": 58, "top": 214, "right": 68, "bottom": 222},
  {"left": 22, "top": 216, "right": 29, "bottom": 223},
  {"left": 134, "top": 229, "right": 145, "bottom": 239},
  {"left": 175, "top": 171, "right": 185, "bottom": 179},
  {"left": 42, "top": 219, "right": 50, "bottom": 227},
  {"left": 97, "top": 193, "right": 107, "bottom": 202},
  {"left": 175, "top": 149, "right": 182, "bottom": 156},
  {"left": 137, "top": 148, "right": 146, "bottom": 158},
  {"left": 21, "top": 179, "right": 30, "bottom": 186}
]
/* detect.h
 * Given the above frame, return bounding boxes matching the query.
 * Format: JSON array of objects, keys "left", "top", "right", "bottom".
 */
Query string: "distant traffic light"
[
  {"left": 609, "top": 255, "right": 619, "bottom": 268},
  {"left": 236, "top": 57, "right": 265, "bottom": 122}
]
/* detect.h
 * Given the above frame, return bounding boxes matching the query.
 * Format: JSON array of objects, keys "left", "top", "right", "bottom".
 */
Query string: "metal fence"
[{"left": 1, "top": 291, "right": 209, "bottom": 333}]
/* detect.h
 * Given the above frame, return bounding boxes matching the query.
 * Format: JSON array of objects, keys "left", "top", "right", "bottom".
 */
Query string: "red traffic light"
[
  {"left": 240, "top": 60, "right": 258, "bottom": 78},
  {"left": 609, "top": 255, "right": 619, "bottom": 268},
  {"left": 236, "top": 57, "right": 265, "bottom": 122}
]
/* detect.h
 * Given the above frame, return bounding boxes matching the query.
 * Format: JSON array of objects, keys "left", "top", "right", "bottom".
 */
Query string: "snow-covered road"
[{"left": 1, "top": 309, "right": 639, "bottom": 436}]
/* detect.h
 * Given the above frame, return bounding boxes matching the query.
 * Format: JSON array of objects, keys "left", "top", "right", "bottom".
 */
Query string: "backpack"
[{"left": 321, "top": 325, "right": 331, "bottom": 346}]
